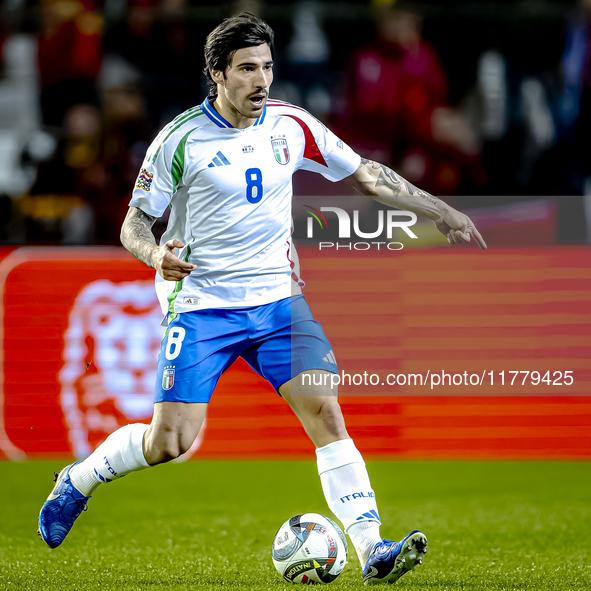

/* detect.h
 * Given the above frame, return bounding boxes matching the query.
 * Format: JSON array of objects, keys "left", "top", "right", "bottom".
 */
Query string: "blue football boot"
[
  {"left": 363, "top": 530, "right": 428, "bottom": 584},
  {"left": 38, "top": 462, "right": 90, "bottom": 548}
]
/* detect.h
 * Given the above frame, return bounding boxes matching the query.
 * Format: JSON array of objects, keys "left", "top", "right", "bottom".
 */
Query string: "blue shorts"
[{"left": 155, "top": 295, "right": 337, "bottom": 404}]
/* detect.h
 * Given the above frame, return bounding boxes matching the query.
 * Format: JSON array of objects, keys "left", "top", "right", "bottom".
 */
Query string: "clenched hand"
[{"left": 152, "top": 238, "right": 197, "bottom": 281}]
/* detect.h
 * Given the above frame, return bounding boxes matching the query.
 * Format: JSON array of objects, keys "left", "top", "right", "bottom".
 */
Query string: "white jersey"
[{"left": 129, "top": 98, "right": 361, "bottom": 315}]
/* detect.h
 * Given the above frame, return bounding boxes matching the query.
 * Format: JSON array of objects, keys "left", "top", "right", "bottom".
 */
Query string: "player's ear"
[{"left": 210, "top": 69, "right": 224, "bottom": 86}]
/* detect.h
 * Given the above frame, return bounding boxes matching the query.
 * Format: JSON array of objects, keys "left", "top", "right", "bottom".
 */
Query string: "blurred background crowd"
[{"left": 0, "top": 0, "right": 590, "bottom": 245}]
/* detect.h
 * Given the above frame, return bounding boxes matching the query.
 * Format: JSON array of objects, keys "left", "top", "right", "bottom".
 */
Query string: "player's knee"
[
  {"left": 294, "top": 396, "right": 345, "bottom": 434},
  {"left": 163, "top": 433, "right": 194, "bottom": 461},
  {"left": 301, "top": 399, "right": 348, "bottom": 448},
  {"left": 318, "top": 399, "right": 346, "bottom": 436},
  {"left": 144, "top": 428, "right": 195, "bottom": 464}
]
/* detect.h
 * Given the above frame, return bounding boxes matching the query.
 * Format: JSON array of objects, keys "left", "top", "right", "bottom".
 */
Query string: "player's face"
[{"left": 212, "top": 44, "right": 274, "bottom": 129}]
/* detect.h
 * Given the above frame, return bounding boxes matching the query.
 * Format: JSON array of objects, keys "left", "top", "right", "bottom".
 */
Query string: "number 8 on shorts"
[{"left": 165, "top": 327, "right": 186, "bottom": 360}]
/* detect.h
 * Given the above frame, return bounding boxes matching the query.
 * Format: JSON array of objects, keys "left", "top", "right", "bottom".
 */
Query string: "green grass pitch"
[{"left": 1, "top": 460, "right": 589, "bottom": 590}]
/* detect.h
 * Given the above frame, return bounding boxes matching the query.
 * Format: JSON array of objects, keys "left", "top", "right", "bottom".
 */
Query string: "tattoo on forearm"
[
  {"left": 121, "top": 208, "right": 158, "bottom": 268},
  {"left": 375, "top": 165, "right": 404, "bottom": 197},
  {"left": 363, "top": 159, "right": 439, "bottom": 206}
]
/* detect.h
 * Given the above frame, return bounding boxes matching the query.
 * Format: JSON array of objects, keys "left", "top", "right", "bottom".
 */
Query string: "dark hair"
[{"left": 203, "top": 12, "right": 275, "bottom": 98}]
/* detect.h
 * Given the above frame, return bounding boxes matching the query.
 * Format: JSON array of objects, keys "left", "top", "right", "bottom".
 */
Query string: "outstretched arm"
[
  {"left": 345, "top": 158, "right": 487, "bottom": 249},
  {"left": 120, "top": 207, "right": 197, "bottom": 281}
]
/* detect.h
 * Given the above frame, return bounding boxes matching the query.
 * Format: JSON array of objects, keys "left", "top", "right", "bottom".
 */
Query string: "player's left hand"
[{"left": 435, "top": 208, "right": 487, "bottom": 250}]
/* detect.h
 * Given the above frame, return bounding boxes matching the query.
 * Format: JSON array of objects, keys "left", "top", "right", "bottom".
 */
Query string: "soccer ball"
[{"left": 272, "top": 513, "right": 348, "bottom": 584}]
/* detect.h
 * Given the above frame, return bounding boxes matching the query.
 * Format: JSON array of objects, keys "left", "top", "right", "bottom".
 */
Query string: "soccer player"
[{"left": 39, "top": 13, "right": 486, "bottom": 585}]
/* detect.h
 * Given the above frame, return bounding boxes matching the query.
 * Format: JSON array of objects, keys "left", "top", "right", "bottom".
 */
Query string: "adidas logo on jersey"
[
  {"left": 207, "top": 151, "right": 231, "bottom": 168},
  {"left": 323, "top": 350, "right": 337, "bottom": 365}
]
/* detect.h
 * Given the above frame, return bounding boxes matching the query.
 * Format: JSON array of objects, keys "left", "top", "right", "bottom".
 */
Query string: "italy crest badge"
[
  {"left": 162, "top": 367, "right": 175, "bottom": 390},
  {"left": 272, "top": 138, "right": 290, "bottom": 165}
]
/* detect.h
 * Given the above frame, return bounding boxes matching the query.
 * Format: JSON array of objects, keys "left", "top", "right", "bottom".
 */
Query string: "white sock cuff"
[
  {"left": 127, "top": 423, "right": 150, "bottom": 469},
  {"left": 316, "top": 438, "right": 364, "bottom": 475}
]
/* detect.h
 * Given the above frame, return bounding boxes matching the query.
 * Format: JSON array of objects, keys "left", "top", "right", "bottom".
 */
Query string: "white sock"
[
  {"left": 347, "top": 520, "right": 382, "bottom": 565},
  {"left": 316, "top": 439, "right": 383, "bottom": 565},
  {"left": 70, "top": 424, "right": 150, "bottom": 496}
]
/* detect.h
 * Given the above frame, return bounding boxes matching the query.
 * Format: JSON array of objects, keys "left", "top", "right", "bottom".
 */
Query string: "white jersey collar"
[{"left": 200, "top": 97, "right": 267, "bottom": 129}]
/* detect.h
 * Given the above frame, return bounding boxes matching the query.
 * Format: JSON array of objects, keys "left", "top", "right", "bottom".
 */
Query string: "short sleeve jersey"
[{"left": 129, "top": 98, "right": 361, "bottom": 315}]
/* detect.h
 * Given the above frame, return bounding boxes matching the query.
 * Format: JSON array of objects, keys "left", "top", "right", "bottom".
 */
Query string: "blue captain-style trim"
[
  {"left": 200, "top": 98, "right": 267, "bottom": 129},
  {"left": 201, "top": 98, "right": 232, "bottom": 128},
  {"left": 254, "top": 104, "right": 267, "bottom": 126}
]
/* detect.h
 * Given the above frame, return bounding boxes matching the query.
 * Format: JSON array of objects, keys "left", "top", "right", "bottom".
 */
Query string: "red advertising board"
[{"left": 1, "top": 246, "right": 590, "bottom": 460}]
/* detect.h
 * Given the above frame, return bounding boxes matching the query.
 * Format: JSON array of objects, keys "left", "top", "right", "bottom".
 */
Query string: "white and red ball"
[{"left": 272, "top": 513, "right": 348, "bottom": 584}]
